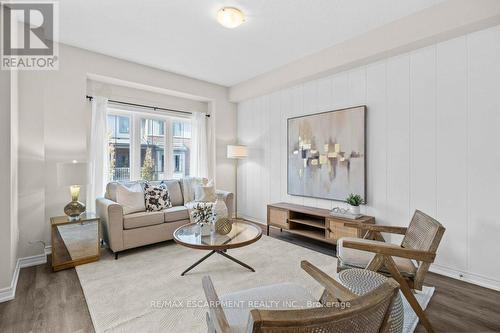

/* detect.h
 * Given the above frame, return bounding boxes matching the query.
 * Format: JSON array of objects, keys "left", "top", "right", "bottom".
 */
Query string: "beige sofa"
[{"left": 96, "top": 179, "right": 234, "bottom": 259}]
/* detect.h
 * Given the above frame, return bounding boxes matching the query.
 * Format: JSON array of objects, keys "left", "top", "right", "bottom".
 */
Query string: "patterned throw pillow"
[{"left": 144, "top": 182, "right": 172, "bottom": 212}]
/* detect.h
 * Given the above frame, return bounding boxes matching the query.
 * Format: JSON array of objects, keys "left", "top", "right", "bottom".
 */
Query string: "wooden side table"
[{"left": 50, "top": 213, "right": 101, "bottom": 271}]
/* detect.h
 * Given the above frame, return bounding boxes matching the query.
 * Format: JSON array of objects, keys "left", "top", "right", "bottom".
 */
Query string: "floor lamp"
[{"left": 227, "top": 145, "right": 248, "bottom": 219}]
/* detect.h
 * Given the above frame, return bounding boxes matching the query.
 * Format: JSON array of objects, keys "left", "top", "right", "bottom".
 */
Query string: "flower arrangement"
[{"left": 191, "top": 202, "right": 215, "bottom": 225}]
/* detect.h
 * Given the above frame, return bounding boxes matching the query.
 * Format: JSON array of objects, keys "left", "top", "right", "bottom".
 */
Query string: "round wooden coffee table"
[{"left": 173, "top": 220, "right": 262, "bottom": 276}]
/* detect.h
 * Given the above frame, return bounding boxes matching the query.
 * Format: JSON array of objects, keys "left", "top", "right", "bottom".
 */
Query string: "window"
[
  {"left": 173, "top": 121, "right": 190, "bottom": 138},
  {"left": 172, "top": 120, "right": 191, "bottom": 179},
  {"left": 107, "top": 115, "right": 131, "bottom": 181},
  {"left": 118, "top": 117, "right": 129, "bottom": 134},
  {"left": 140, "top": 118, "right": 165, "bottom": 181},
  {"left": 106, "top": 107, "right": 192, "bottom": 182}
]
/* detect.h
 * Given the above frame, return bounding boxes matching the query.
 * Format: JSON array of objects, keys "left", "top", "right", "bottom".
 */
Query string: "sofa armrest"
[
  {"left": 215, "top": 190, "right": 234, "bottom": 218},
  {"left": 96, "top": 197, "right": 124, "bottom": 252}
]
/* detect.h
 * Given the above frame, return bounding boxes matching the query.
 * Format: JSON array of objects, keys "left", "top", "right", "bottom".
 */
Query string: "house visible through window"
[
  {"left": 107, "top": 115, "right": 131, "bottom": 181},
  {"left": 107, "top": 107, "right": 191, "bottom": 182},
  {"left": 140, "top": 118, "right": 165, "bottom": 181},
  {"left": 172, "top": 121, "right": 191, "bottom": 179}
]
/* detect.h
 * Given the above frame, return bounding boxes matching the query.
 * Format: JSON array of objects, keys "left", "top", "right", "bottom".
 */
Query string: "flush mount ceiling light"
[{"left": 217, "top": 7, "right": 245, "bottom": 28}]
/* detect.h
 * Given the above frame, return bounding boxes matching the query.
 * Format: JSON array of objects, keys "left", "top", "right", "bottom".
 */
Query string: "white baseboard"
[
  {"left": 18, "top": 252, "right": 48, "bottom": 269},
  {"left": 0, "top": 260, "right": 21, "bottom": 303},
  {"left": 0, "top": 249, "right": 49, "bottom": 303},
  {"left": 238, "top": 214, "right": 265, "bottom": 225},
  {"left": 430, "top": 264, "right": 500, "bottom": 292}
]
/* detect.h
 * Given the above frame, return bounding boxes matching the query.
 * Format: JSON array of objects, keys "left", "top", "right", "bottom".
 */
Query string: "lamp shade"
[
  {"left": 227, "top": 145, "right": 248, "bottom": 159},
  {"left": 57, "top": 162, "right": 88, "bottom": 186}
]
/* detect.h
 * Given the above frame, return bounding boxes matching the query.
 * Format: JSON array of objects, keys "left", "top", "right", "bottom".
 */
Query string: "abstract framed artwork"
[{"left": 287, "top": 105, "right": 366, "bottom": 202}]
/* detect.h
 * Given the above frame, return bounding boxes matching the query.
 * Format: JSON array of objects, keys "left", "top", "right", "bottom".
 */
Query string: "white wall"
[
  {"left": 0, "top": 67, "right": 19, "bottom": 291},
  {"left": 237, "top": 25, "right": 500, "bottom": 290},
  {"left": 86, "top": 80, "right": 209, "bottom": 114},
  {"left": 18, "top": 43, "right": 236, "bottom": 258},
  {"left": 230, "top": 0, "right": 500, "bottom": 102}
]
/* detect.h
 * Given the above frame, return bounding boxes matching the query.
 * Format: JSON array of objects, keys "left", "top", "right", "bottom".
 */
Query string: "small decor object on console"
[
  {"left": 330, "top": 206, "right": 362, "bottom": 220},
  {"left": 215, "top": 217, "right": 232, "bottom": 235},
  {"left": 144, "top": 182, "right": 172, "bottom": 212},
  {"left": 345, "top": 193, "right": 364, "bottom": 215}
]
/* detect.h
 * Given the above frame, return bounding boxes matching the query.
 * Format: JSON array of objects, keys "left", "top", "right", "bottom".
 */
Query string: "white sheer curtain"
[
  {"left": 86, "top": 96, "right": 109, "bottom": 212},
  {"left": 190, "top": 112, "right": 208, "bottom": 178}
]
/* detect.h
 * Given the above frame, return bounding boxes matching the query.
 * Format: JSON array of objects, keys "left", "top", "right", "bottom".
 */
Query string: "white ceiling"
[{"left": 59, "top": 0, "right": 444, "bottom": 87}]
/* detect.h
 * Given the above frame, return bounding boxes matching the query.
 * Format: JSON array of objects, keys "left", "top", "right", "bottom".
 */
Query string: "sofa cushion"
[
  {"left": 141, "top": 180, "right": 183, "bottom": 206},
  {"left": 115, "top": 183, "right": 145, "bottom": 215},
  {"left": 161, "top": 180, "right": 183, "bottom": 206},
  {"left": 144, "top": 182, "right": 172, "bottom": 212},
  {"left": 164, "top": 206, "right": 189, "bottom": 222},
  {"left": 337, "top": 237, "right": 417, "bottom": 277},
  {"left": 106, "top": 180, "right": 184, "bottom": 206},
  {"left": 123, "top": 211, "right": 164, "bottom": 229},
  {"left": 194, "top": 183, "right": 217, "bottom": 202},
  {"left": 181, "top": 177, "right": 207, "bottom": 204}
]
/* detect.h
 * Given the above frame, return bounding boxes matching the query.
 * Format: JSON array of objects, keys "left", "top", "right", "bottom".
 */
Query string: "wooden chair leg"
[
  {"left": 366, "top": 253, "right": 384, "bottom": 271},
  {"left": 383, "top": 256, "right": 435, "bottom": 333},
  {"left": 372, "top": 230, "right": 386, "bottom": 242}
]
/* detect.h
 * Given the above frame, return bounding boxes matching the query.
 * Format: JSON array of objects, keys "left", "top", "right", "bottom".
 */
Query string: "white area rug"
[
  {"left": 76, "top": 236, "right": 432, "bottom": 333},
  {"left": 403, "top": 286, "right": 435, "bottom": 333}
]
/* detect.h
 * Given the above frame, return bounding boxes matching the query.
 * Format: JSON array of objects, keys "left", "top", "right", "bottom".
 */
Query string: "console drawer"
[
  {"left": 268, "top": 208, "right": 289, "bottom": 229},
  {"left": 327, "top": 219, "right": 359, "bottom": 241}
]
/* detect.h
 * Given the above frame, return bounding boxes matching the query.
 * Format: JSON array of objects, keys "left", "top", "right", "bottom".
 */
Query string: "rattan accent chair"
[
  {"left": 336, "top": 210, "right": 445, "bottom": 333},
  {"left": 202, "top": 260, "right": 400, "bottom": 333}
]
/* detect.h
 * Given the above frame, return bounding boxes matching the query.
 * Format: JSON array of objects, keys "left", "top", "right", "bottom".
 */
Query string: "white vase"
[
  {"left": 349, "top": 205, "right": 360, "bottom": 215},
  {"left": 213, "top": 199, "right": 228, "bottom": 219}
]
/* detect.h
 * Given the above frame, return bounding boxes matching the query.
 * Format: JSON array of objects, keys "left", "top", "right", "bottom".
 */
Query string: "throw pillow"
[
  {"left": 144, "top": 182, "right": 172, "bottom": 212},
  {"left": 115, "top": 183, "right": 145, "bottom": 215},
  {"left": 182, "top": 177, "right": 208, "bottom": 204},
  {"left": 194, "top": 183, "right": 217, "bottom": 202}
]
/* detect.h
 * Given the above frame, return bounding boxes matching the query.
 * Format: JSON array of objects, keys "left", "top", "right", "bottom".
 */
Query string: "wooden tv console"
[{"left": 267, "top": 203, "right": 375, "bottom": 244}]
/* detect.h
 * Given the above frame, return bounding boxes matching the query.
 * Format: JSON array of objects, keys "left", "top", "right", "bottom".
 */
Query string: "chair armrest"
[
  {"left": 96, "top": 197, "right": 124, "bottom": 252},
  {"left": 300, "top": 261, "right": 356, "bottom": 301},
  {"left": 345, "top": 223, "right": 407, "bottom": 235},
  {"left": 342, "top": 239, "right": 436, "bottom": 263},
  {"left": 202, "top": 276, "right": 232, "bottom": 333},
  {"left": 216, "top": 190, "right": 234, "bottom": 218}
]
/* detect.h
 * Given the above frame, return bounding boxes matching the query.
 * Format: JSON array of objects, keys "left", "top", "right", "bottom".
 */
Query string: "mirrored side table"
[{"left": 50, "top": 213, "right": 101, "bottom": 271}]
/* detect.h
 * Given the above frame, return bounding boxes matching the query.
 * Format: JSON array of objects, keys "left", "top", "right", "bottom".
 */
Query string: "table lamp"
[
  {"left": 227, "top": 145, "right": 248, "bottom": 218},
  {"left": 57, "top": 161, "right": 88, "bottom": 220}
]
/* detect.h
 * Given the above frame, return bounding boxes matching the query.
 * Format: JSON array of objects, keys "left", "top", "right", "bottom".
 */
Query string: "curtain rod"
[{"left": 85, "top": 95, "right": 210, "bottom": 118}]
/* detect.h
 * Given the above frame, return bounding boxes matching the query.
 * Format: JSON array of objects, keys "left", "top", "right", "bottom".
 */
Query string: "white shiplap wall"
[{"left": 237, "top": 25, "right": 500, "bottom": 290}]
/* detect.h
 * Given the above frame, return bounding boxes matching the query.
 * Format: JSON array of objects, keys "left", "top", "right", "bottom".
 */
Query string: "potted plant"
[
  {"left": 346, "top": 193, "right": 364, "bottom": 215},
  {"left": 191, "top": 202, "right": 215, "bottom": 236}
]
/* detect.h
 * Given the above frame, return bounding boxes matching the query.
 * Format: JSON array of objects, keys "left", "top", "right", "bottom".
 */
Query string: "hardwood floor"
[
  {"left": 1, "top": 226, "right": 499, "bottom": 333},
  {"left": 0, "top": 258, "right": 94, "bottom": 333}
]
